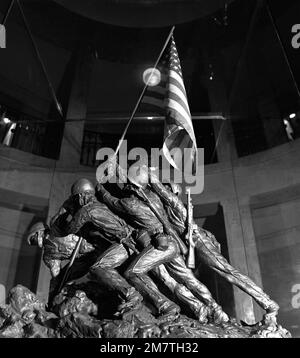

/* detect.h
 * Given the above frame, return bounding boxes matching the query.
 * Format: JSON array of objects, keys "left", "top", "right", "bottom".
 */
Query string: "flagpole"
[
  {"left": 1, "top": 0, "right": 14, "bottom": 26},
  {"left": 114, "top": 25, "right": 175, "bottom": 156}
]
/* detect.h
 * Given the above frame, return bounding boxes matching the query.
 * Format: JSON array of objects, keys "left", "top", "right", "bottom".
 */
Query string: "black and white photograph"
[{"left": 0, "top": 0, "right": 299, "bottom": 343}]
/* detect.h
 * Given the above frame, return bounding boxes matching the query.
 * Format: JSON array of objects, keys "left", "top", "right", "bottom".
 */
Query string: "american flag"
[{"left": 142, "top": 35, "right": 198, "bottom": 173}]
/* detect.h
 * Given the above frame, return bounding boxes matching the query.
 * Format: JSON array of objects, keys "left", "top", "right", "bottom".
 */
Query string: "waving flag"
[{"left": 142, "top": 35, "right": 198, "bottom": 173}]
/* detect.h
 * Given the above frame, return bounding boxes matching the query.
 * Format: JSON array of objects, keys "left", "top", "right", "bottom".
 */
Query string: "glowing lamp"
[
  {"left": 289, "top": 113, "right": 296, "bottom": 119},
  {"left": 143, "top": 68, "right": 161, "bottom": 87},
  {"left": 3, "top": 117, "right": 11, "bottom": 124}
]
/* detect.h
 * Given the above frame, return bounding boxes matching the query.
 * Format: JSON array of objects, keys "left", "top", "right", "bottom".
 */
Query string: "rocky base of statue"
[{"left": 0, "top": 284, "right": 291, "bottom": 339}]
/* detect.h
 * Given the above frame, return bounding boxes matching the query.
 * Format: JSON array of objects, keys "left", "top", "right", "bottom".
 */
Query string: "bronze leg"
[
  {"left": 152, "top": 264, "right": 209, "bottom": 323},
  {"left": 124, "top": 238, "right": 180, "bottom": 315},
  {"left": 165, "top": 255, "right": 229, "bottom": 324},
  {"left": 195, "top": 236, "right": 279, "bottom": 316},
  {"left": 90, "top": 243, "right": 140, "bottom": 303}
]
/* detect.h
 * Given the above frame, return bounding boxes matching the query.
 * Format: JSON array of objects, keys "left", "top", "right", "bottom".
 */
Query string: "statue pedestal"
[{"left": 0, "top": 283, "right": 291, "bottom": 339}]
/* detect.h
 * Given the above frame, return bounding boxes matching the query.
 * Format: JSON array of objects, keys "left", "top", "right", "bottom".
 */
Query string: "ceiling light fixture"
[
  {"left": 3, "top": 117, "right": 11, "bottom": 124},
  {"left": 143, "top": 68, "right": 161, "bottom": 87}
]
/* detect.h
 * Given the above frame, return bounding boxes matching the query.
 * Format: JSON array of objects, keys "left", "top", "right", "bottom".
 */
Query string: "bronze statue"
[{"left": 23, "top": 172, "right": 291, "bottom": 338}]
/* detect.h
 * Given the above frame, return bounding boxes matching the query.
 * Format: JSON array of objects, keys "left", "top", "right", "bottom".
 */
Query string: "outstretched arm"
[
  {"left": 50, "top": 206, "right": 68, "bottom": 227},
  {"left": 97, "top": 155, "right": 128, "bottom": 184},
  {"left": 65, "top": 208, "right": 90, "bottom": 236},
  {"left": 193, "top": 226, "right": 221, "bottom": 253},
  {"left": 149, "top": 169, "right": 187, "bottom": 221},
  {"left": 115, "top": 162, "right": 128, "bottom": 183},
  {"left": 96, "top": 183, "right": 127, "bottom": 216},
  {"left": 50, "top": 196, "right": 77, "bottom": 229}
]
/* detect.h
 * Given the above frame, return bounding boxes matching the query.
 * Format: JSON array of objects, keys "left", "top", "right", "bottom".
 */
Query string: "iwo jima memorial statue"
[{"left": 0, "top": 29, "right": 291, "bottom": 339}]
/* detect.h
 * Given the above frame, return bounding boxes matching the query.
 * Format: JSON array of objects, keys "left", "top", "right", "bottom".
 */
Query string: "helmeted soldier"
[
  {"left": 96, "top": 164, "right": 229, "bottom": 324},
  {"left": 55, "top": 178, "right": 143, "bottom": 314},
  {"left": 148, "top": 169, "right": 280, "bottom": 324}
]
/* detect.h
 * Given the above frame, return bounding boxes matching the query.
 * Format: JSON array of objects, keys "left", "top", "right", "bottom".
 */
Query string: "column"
[
  {"left": 35, "top": 45, "right": 95, "bottom": 303},
  {"left": 238, "top": 199, "right": 265, "bottom": 320},
  {"left": 204, "top": 50, "right": 237, "bottom": 162},
  {"left": 222, "top": 198, "right": 257, "bottom": 324}
]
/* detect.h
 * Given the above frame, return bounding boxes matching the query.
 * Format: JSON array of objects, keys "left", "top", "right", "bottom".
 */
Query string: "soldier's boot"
[
  {"left": 261, "top": 299, "right": 279, "bottom": 325},
  {"left": 90, "top": 266, "right": 142, "bottom": 314},
  {"left": 117, "top": 287, "right": 143, "bottom": 314},
  {"left": 195, "top": 304, "right": 210, "bottom": 324},
  {"left": 182, "top": 278, "right": 229, "bottom": 324},
  {"left": 173, "top": 284, "right": 208, "bottom": 324},
  {"left": 232, "top": 273, "right": 280, "bottom": 324},
  {"left": 241, "top": 281, "right": 280, "bottom": 324},
  {"left": 126, "top": 272, "right": 180, "bottom": 319},
  {"left": 158, "top": 300, "right": 180, "bottom": 317},
  {"left": 202, "top": 251, "right": 279, "bottom": 324},
  {"left": 207, "top": 302, "right": 230, "bottom": 325}
]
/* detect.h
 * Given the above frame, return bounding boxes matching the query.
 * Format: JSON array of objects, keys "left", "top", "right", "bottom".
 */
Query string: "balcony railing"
[
  {"left": 0, "top": 105, "right": 62, "bottom": 159},
  {"left": 80, "top": 115, "right": 220, "bottom": 167}
]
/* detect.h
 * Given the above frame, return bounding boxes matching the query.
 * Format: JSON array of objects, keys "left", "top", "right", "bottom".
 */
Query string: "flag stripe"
[
  {"left": 166, "top": 131, "right": 193, "bottom": 155},
  {"left": 144, "top": 89, "right": 165, "bottom": 101},
  {"left": 166, "top": 129, "right": 186, "bottom": 150},
  {"left": 167, "top": 98, "right": 195, "bottom": 139},
  {"left": 167, "top": 87, "right": 191, "bottom": 119},
  {"left": 167, "top": 102, "right": 195, "bottom": 139},
  {"left": 168, "top": 81, "right": 190, "bottom": 113},
  {"left": 169, "top": 70, "right": 187, "bottom": 97},
  {"left": 143, "top": 96, "right": 164, "bottom": 108},
  {"left": 147, "top": 85, "right": 166, "bottom": 96},
  {"left": 169, "top": 77, "right": 187, "bottom": 102},
  {"left": 163, "top": 129, "right": 194, "bottom": 170}
]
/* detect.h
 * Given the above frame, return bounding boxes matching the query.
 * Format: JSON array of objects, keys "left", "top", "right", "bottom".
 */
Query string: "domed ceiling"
[
  {"left": 0, "top": 0, "right": 245, "bottom": 65},
  {"left": 52, "top": 0, "right": 235, "bottom": 28}
]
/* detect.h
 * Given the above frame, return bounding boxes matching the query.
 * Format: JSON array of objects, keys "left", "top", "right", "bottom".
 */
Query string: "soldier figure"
[
  {"left": 51, "top": 178, "right": 143, "bottom": 314},
  {"left": 148, "top": 169, "right": 279, "bottom": 324},
  {"left": 96, "top": 164, "right": 229, "bottom": 324}
]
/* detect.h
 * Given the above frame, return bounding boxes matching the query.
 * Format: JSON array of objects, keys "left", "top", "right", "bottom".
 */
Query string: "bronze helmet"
[
  {"left": 71, "top": 178, "right": 95, "bottom": 196},
  {"left": 127, "top": 165, "right": 149, "bottom": 189}
]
